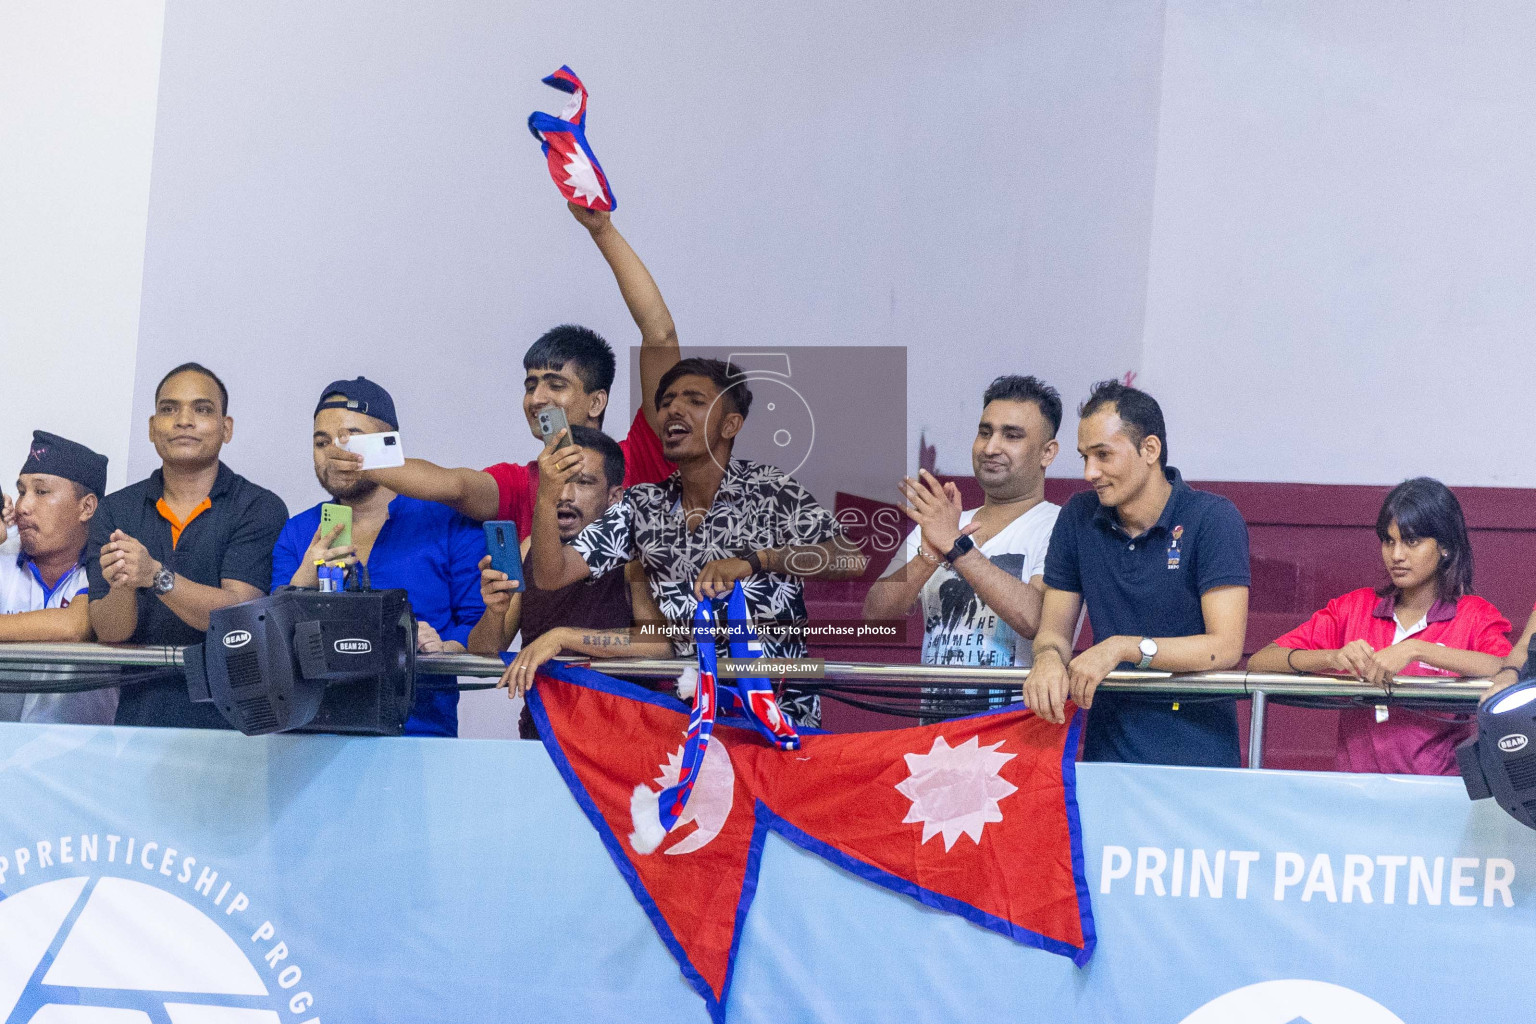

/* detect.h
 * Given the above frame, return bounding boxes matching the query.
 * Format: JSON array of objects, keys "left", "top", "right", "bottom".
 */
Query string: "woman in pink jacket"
[{"left": 1249, "top": 478, "right": 1510, "bottom": 774}]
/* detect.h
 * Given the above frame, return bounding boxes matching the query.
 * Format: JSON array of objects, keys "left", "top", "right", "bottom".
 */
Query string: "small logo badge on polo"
[
  {"left": 1167, "top": 524, "right": 1183, "bottom": 570},
  {"left": 222, "top": 630, "right": 252, "bottom": 649},
  {"left": 1498, "top": 734, "right": 1529, "bottom": 754},
  {"left": 334, "top": 638, "right": 372, "bottom": 654}
]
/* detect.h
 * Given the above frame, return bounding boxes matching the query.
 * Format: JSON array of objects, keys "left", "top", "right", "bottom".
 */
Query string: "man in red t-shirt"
[{"left": 321, "top": 203, "right": 678, "bottom": 535}]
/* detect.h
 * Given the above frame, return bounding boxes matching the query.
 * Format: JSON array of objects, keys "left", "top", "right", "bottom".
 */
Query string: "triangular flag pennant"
[
  {"left": 528, "top": 665, "right": 764, "bottom": 1022},
  {"left": 736, "top": 706, "right": 1096, "bottom": 965},
  {"left": 528, "top": 663, "right": 1094, "bottom": 1023},
  {"left": 527, "top": 65, "right": 617, "bottom": 211}
]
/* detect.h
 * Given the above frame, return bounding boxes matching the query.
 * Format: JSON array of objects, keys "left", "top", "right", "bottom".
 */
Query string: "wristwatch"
[
  {"left": 944, "top": 535, "right": 976, "bottom": 564},
  {"left": 1136, "top": 636, "right": 1158, "bottom": 670},
  {"left": 151, "top": 565, "right": 175, "bottom": 596}
]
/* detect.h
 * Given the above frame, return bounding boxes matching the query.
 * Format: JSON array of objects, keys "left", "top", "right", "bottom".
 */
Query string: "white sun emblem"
[
  {"left": 560, "top": 144, "right": 608, "bottom": 207},
  {"left": 894, "top": 735, "right": 1018, "bottom": 851}
]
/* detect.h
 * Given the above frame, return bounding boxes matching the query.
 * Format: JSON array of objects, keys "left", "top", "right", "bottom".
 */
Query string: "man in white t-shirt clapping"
[{"left": 863, "top": 375, "right": 1063, "bottom": 721}]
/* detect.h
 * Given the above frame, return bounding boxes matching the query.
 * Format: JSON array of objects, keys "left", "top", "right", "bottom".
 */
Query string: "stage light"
[
  {"left": 182, "top": 589, "right": 417, "bottom": 736},
  {"left": 1456, "top": 641, "right": 1536, "bottom": 831}
]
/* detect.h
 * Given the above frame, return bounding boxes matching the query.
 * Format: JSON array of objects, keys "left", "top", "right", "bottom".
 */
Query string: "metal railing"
[{"left": 0, "top": 643, "right": 1493, "bottom": 769}]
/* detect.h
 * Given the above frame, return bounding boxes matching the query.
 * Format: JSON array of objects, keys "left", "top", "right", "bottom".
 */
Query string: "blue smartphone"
[{"left": 483, "top": 520, "right": 524, "bottom": 586}]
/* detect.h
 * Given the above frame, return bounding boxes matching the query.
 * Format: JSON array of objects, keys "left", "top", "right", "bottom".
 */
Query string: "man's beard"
[{"left": 321, "top": 471, "right": 378, "bottom": 502}]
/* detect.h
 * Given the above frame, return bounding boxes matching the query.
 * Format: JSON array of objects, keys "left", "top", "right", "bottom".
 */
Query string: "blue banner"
[{"left": 0, "top": 722, "right": 1529, "bottom": 1022}]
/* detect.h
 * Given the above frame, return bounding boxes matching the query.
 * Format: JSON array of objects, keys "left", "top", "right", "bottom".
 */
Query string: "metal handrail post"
[{"left": 1248, "top": 690, "right": 1267, "bottom": 770}]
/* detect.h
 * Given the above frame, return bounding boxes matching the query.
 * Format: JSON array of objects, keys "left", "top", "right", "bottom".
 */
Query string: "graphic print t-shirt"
[{"left": 893, "top": 501, "right": 1059, "bottom": 668}]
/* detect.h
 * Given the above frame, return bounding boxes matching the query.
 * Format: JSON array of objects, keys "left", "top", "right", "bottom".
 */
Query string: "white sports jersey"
[{"left": 0, "top": 534, "right": 117, "bottom": 724}]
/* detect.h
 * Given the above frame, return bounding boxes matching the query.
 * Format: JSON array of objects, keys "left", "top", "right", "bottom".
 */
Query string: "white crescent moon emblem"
[{"left": 645, "top": 739, "right": 736, "bottom": 856}]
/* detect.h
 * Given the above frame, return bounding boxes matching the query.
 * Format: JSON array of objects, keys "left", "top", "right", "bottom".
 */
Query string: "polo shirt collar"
[
  {"left": 1372, "top": 593, "right": 1458, "bottom": 624},
  {"left": 14, "top": 544, "right": 89, "bottom": 571},
  {"left": 17, "top": 545, "right": 88, "bottom": 604},
  {"left": 144, "top": 462, "right": 234, "bottom": 504},
  {"left": 1092, "top": 465, "right": 1189, "bottom": 537}
]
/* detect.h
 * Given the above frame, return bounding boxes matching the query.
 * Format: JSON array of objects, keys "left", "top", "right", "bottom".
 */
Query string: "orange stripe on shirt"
[{"left": 156, "top": 496, "right": 212, "bottom": 549}]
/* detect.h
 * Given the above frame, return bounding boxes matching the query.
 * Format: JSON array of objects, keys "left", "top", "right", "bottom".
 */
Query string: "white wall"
[
  {"left": 1140, "top": 0, "right": 1536, "bottom": 485},
  {"left": 0, "top": 0, "right": 166, "bottom": 492},
  {"left": 127, "top": 0, "right": 1169, "bottom": 508},
  {"left": 15, "top": 1, "right": 1536, "bottom": 495}
]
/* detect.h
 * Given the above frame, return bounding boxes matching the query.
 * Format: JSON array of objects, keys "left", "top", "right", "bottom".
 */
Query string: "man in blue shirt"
[
  {"left": 271, "top": 378, "right": 484, "bottom": 737},
  {"left": 1027, "top": 380, "right": 1250, "bottom": 767}
]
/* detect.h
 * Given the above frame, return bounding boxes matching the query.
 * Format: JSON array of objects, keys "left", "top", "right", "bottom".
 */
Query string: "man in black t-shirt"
[{"left": 88, "top": 363, "right": 288, "bottom": 729}]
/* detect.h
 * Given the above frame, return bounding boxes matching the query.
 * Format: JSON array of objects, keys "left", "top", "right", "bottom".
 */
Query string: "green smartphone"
[{"left": 320, "top": 502, "right": 353, "bottom": 549}]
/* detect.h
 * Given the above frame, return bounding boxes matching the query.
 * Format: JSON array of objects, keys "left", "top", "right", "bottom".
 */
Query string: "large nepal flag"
[
  {"left": 527, "top": 65, "right": 617, "bottom": 211},
  {"left": 528, "top": 663, "right": 1094, "bottom": 1023}
]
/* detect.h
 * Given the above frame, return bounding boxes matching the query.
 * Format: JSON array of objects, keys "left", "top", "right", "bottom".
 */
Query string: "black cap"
[
  {"left": 314, "top": 377, "right": 398, "bottom": 431},
  {"left": 21, "top": 431, "right": 108, "bottom": 498}
]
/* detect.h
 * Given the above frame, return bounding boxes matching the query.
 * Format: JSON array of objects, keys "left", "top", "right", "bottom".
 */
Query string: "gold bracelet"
[{"left": 917, "top": 546, "right": 941, "bottom": 565}]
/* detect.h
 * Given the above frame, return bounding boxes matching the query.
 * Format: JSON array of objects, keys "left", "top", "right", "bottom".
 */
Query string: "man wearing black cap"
[
  {"left": 269, "top": 377, "right": 485, "bottom": 737},
  {"left": 88, "top": 362, "right": 289, "bottom": 729},
  {"left": 0, "top": 431, "right": 117, "bottom": 724}
]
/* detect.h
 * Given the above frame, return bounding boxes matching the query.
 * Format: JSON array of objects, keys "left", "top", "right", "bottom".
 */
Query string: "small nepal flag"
[
  {"left": 528, "top": 662, "right": 1095, "bottom": 1023},
  {"left": 527, "top": 65, "right": 616, "bottom": 211}
]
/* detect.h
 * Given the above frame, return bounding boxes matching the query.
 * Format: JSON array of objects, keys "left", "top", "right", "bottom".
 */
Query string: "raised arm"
[
  {"left": 319, "top": 445, "right": 501, "bottom": 523},
  {"left": 898, "top": 472, "right": 1044, "bottom": 638},
  {"left": 466, "top": 545, "right": 526, "bottom": 656},
  {"left": 526, "top": 435, "right": 594, "bottom": 591},
  {"left": 569, "top": 204, "right": 680, "bottom": 431}
]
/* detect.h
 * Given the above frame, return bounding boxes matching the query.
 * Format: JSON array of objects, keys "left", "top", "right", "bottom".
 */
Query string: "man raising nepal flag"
[
  {"left": 318, "top": 201, "right": 678, "bottom": 538},
  {"left": 526, "top": 662, "right": 1094, "bottom": 1024}
]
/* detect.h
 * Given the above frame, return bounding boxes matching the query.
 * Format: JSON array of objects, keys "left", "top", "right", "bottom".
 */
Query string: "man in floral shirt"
[{"left": 527, "top": 357, "right": 868, "bottom": 726}]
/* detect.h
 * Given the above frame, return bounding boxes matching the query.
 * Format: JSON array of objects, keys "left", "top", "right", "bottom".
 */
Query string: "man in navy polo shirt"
[
  {"left": 1027, "top": 380, "right": 1250, "bottom": 766},
  {"left": 270, "top": 377, "right": 484, "bottom": 737}
]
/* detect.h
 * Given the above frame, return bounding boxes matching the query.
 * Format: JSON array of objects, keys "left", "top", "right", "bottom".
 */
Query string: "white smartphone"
[{"left": 342, "top": 431, "right": 405, "bottom": 470}]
